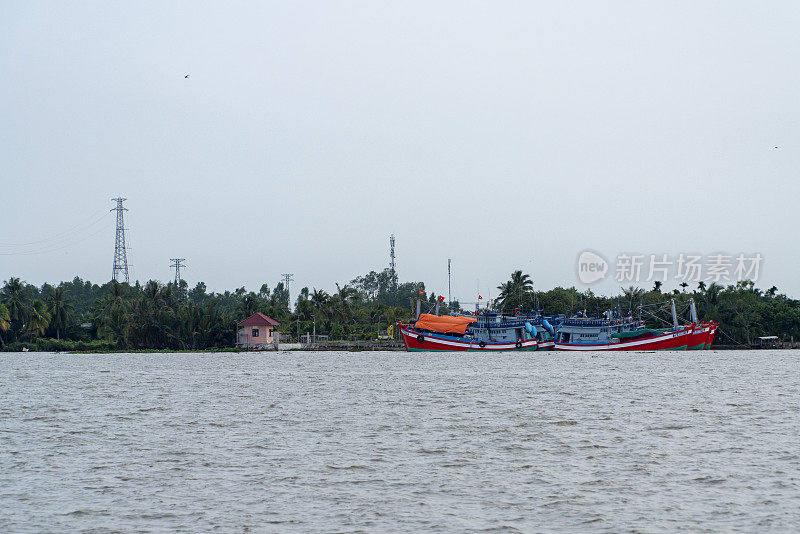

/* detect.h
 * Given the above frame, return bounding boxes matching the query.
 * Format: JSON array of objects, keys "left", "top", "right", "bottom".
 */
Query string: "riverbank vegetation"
[{"left": 2, "top": 269, "right": 799, "bottom": 351}]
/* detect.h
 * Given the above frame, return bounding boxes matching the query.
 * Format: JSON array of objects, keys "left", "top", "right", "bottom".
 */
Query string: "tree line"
[
  {"left": 0, "top": 268, "right": 434, "bottom": 351},
  {"left": 2, "top": 268, "right": 799, "bottom": 351}
]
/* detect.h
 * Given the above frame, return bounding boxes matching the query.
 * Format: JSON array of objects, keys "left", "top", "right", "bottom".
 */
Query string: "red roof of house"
[{"left": 237, "top": 313, "right": 280, "bottom": 327}]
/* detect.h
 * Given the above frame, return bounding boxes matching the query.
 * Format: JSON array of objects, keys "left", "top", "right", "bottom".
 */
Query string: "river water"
[{"left": 2, "top": 350, "right": 799, "bottom": 532}]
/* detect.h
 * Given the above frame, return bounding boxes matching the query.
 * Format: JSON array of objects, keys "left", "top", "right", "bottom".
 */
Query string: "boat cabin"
[{"left": 555, "top": 316, "right": 644, "bottom": 345}]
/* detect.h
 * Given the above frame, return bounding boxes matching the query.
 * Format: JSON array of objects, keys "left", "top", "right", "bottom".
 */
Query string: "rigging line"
[
  {"left": 716, "top": 327, "right": 746, "bottom": 347},
  {"left": 0, "top": 209, "right": 111, "bottom": 247},
  {"left": 638, "top": 304, "right": 674, "bottom": 327},
  {"left": 0, "top": 223, "right": 110, "bottom": 256}
]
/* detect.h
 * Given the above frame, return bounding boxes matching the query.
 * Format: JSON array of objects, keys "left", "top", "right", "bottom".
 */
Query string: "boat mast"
[
  {"left": 689, "top": 298, "right": 698, "bottom": 324},
  {"left": 670, "top": 299, "right": 679, "bottom": 328}
]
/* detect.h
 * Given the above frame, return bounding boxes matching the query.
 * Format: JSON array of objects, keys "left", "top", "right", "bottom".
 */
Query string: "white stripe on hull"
[
  {"left": 402, "top": 329, "right": 537, "bottom": 350},
  {"left": 554, "top": 330, "right": 691, "bottom": 351}
]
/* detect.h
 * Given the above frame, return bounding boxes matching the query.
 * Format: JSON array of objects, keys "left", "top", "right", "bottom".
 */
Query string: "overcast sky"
[{"left": 2, "top": 1, "right": 799, "bottom": 302}]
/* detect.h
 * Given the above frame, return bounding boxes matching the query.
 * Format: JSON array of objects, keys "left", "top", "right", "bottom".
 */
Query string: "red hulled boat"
[{"left": 399, "top": 313, "right": 539, "bottom": 352}]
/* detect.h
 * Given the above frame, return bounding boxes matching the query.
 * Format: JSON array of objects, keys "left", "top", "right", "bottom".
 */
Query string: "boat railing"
[
  {"left": 470, "top": 320, "right": 529, "bottom": 329},
  {"left": 562, "top": 317, "right": 638, "bottom": 327}
]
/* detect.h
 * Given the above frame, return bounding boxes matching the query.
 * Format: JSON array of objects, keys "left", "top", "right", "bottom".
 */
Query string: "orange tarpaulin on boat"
[{"left": 414, "top": 314, "right": 476, "bottom": 335}]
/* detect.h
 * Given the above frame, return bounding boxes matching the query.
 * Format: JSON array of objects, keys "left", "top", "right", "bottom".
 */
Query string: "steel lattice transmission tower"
[
  {"left": 170, "top": 258, "right": 186, "bottom": 286},
  {"left": 389, "top": 234, "right": 396, "bottom": 274},
  {"left": 281, "top": 272, "right": 294, "bottom": 297},
  {"left": 389, "top": 233, "right": 398, "bottom": 291},
  {"left": 111, "top": 198, "right": 130, "bottom": 283}
]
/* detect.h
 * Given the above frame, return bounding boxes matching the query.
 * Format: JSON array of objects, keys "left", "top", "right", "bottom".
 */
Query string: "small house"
[
  {"left": 236, "top": 313, "right": 280, "bottom": 349},
  {"left": 755, "top": 335, "right": 781, "bottom": 349}
]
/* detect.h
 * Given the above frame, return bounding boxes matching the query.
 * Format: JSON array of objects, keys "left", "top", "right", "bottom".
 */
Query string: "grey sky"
[{"left": 2, "top": 1, "right": 799, "bottom": 302}]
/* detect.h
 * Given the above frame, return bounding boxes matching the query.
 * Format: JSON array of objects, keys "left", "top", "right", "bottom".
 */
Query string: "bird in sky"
[{"left": 184, "top": 75, "right": 190, "bottom": 79}]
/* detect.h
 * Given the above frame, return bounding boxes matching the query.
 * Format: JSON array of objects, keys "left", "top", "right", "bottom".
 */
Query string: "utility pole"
[
  {"left": 170, "top": 258, "right": 186, "bottom": 288},
  {"left": 448, "top": 258, "right": 451, "bottom": 309},
  {"left": 111, "top": 198, "right": 130, "bottom": 283}
]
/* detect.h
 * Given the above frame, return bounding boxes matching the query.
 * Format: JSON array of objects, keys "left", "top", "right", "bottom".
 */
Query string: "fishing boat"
[
  {"left": 399, "top": 313, "right": 541, "bottom": 351},
  {"left": 687, "top": 322, "right": 715, "bottom": 350},
  {"left": 553, "top": 298, "right": 713, "bottom": 351},
  {"left": 683, "top": 298, "right": 718, "bottom": 350},
  {"left": 686, "top": 322, "right": 718, "bottom": 350},
  {"left": 519, "top": 312, "right": 559, "bottom": 350},
  {"left": 704, "top": 322, "right": 718, "bottom": 349},
  {"left": 554, "top": 320, "right": 694, "bottom": 351}
]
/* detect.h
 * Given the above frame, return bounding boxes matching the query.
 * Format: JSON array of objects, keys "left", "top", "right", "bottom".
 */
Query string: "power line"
[
  {"left": 0, "top": 222, "right": 109, "bottom": 256},
  {"left": 111, "top": 198, "right": 129, "bottom": 283},
  {"left": 0, "top": 209, "right": 109, "bottom": 248}
]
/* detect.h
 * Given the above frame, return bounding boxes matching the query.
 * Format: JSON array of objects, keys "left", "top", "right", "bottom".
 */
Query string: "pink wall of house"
[{"left": 237, "top": 326, "right": 277, "bottom": 345}]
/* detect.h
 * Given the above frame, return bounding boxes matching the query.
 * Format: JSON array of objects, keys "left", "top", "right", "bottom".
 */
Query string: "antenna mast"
[{"left": 111, "top": 197, "right": 129, "bottom": 283}]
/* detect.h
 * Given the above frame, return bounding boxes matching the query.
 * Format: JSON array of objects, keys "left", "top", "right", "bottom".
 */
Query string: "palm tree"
[
  {"left": 0, "top": 303, "right": 10, "bottom": 347},
  {"left": 1, "top": 277, "right": 32, "bottom": 341},
  {"left": 495, "top": 281, "right": 514, "bottom": 308},
  {"left": 335, "top": 283, "right": 358, "bottom": 303},
  {"left": 310, "top": 289, "right": 330, "bottom": 320},
  {"left": 510, "top": 270, "right": 533, "bottom": 291},
  {"left": 47, "top": 287, "right": 74, "bottom": 340},
  {"left": 25, "top": 300, "right": 51, "bottom": 339},
  {"left": 697, "top": 281, "right": 707, "bottom": 292},
  {"left": 621, "top": 286, "right": 645, "bottom": 313},
  {"left": 144, "top": 280, "right": 161, "bottom": 303},
  {"left": 679, "top": 282, "right": 689, "bottom": 293},
  {"left": 329, "top": 284, "right": 358, "bottom": 323},
  {"left": 767, "top": 286, "right": 778, "bottom": 297},
  {"left": 311, "top": 288, "right": 329, "bottom": 308},
  {"left": 652, "top": 280, "right": 663, "bottom": 293},
  {"left": 98, "top": 304, "right": 129, "bottom": 346},
  {"left": 496, "top": 270, "right": 533, "bottom": 310}
]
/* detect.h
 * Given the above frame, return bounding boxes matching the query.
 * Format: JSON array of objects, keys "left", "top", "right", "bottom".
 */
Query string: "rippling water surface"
[{"left": 2, "top": 350, "right": 799, "bottom": 532}]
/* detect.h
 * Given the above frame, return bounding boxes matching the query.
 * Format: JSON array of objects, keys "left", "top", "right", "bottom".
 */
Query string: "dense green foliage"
[
  {"left": 2, "top": 269, "right": 799, "bottom": 351},
  {"left": 0, "top": 269, "right": 433, "bottom": 350}
]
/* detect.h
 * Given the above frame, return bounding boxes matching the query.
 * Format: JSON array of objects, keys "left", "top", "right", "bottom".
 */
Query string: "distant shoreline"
[{"left": 4, "top": 345, "right": 800, "bottom": 355}]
